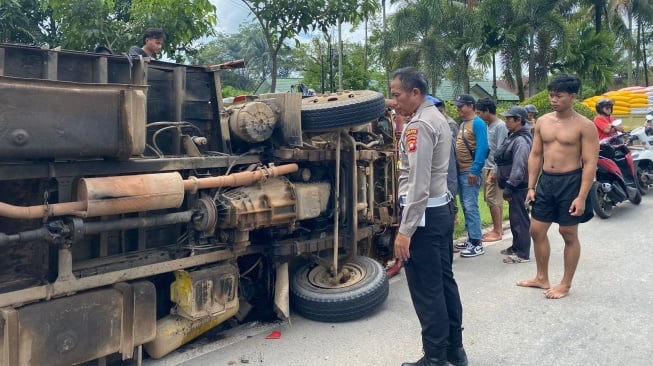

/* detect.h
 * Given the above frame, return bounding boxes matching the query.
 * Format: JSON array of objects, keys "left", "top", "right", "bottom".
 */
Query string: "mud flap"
[{"left": 274, "top": 262, "right": 290, "bottom": 320}]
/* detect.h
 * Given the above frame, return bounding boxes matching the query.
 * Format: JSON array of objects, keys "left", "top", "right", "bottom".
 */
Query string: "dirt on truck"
[{"left": 0, "top": 43, "right": 400, "bottom": 365}]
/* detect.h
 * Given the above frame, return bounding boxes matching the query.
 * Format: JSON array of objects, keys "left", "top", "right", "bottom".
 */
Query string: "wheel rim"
[{"left": 307, "top": 262, "right": 367, "bottom": 289}]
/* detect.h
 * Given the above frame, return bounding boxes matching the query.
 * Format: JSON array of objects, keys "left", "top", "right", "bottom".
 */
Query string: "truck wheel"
[
  {"left": 301, "top": 90, "right": 385, "bottom": 131},
  {"left": 290, "top": 256, "right": 389, "bottom": 322},
  {"left": 590, "top": 181, "right": 612, "bottom": 219}
]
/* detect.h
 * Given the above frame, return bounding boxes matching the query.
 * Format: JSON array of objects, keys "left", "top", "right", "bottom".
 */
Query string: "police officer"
[{"left": 391, "top": 67, "right": 468, "bottom": 366}]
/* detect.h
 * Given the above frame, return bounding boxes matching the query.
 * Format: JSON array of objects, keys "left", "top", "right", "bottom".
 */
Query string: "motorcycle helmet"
[
  {"left": 595, "top": 98, "right": 614, "bottom": 115},
  {"left": 524, "top": 104, "right": 538, "bottom": 115}
]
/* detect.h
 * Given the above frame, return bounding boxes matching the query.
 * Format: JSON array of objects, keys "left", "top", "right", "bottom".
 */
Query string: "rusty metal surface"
[
  {"left": 1, "top": 281, "right": 155, "bottom": 366},
  {"left": 0, "top": 245, "right": 262, "bottom": 308},
  {"left": 227, "top": 101, "right": 277, "bottom": 143},
  {"left": 79, "top": 173, "right": 184, "bottom": 217},
  {"left": 182, "top": 163, "right": 298, "bottom": 192},
  {"left": 0, "top": 155, "right": 263, "bottom": 181},
  {"left": 0, "top": 76, "right": 147, "bottom": 160},
  {"left": 217, "top": 177, "right": 296, "bottom": 230}
]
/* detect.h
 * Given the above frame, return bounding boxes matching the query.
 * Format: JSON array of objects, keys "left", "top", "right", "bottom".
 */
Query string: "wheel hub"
[{"left": 307, "top": 262, "right": 367, "bottom": 289}]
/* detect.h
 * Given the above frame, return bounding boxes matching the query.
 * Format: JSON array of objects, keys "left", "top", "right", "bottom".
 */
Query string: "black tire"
[
  {"left": 636, "top": 165, "right": 649, "bottom": 196},
  {"left": 629, "top": 184, "right": 642, "bottom": 204},
  {"left": 290, "top": 256, "right": 389, "bottom": 322},
  {"left": 301, "top": 90, "right": 385, "bottom": 132},
  {"left": 590, "top": 181, "right": 612, "bottom": 219}
]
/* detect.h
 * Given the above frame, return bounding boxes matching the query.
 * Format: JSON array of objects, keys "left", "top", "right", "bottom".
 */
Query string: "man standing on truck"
[
  {"left": 392, "top": 67, "right": 468, "bottom": 366},
  {"left": 128, "top": 28, "right": 166, "bottom": 58}
]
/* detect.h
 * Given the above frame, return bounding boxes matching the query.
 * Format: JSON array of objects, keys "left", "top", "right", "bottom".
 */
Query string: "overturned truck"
[{"left": 0, "top": 43, "right": 399, "bottom": 365}]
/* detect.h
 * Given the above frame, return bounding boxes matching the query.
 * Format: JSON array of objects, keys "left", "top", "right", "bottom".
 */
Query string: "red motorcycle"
[{"left": 591, "top": 123, "right": 642, "bottom": 218}]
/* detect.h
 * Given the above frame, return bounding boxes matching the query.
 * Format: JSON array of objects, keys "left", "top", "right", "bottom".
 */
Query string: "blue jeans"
[{"left": 458, "top": 171, "right": 483, "bottom": 241}]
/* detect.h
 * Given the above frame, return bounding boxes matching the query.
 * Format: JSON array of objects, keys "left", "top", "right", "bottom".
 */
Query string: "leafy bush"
[
  {"left": 222, "top": 85, "right": 251, "bottom": 98},
  {"left": 521, "top": 90, "right": 596, "bottom": 120}
]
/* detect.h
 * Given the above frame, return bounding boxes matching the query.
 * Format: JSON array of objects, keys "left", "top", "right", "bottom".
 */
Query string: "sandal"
[
  {"left": 503, "top": 255, "right": 530, "bottom": 264},
  {"left": 500, "top": 247, "right": 515, "bottom": 255}
]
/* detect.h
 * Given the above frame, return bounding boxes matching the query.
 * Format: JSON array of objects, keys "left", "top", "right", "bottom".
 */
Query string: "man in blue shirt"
[{"left": 453, "top": 94, "right": 489, "bottom": 257}]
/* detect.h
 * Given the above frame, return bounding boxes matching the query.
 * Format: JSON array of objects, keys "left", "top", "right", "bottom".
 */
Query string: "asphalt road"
[{"left": 145, "top": 195, "right": 653, "bottom": 366}]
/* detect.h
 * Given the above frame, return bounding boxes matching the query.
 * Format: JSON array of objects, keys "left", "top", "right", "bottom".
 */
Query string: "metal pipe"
[
  {"left": 0, "top": 200, "right": 86, "bottom": 219},
  {"left": 0, "top": 163, "right": 297, "bottom": 220},
  {"left": 0, "top": 211, "right": 193, "bottom": 246},
  {"left": 367, "top": 164, "right": 374, "bottom": 222},
  {"left": 83, "top": 211, "right": 193, "bottom": 235},
  {"left": 332, "top": 134, "right": 341, "bottom": 274},
  {"left": 343, "top": 132, "right": 358, "bottom": 258},
  {"left": 182, "top": 163, "right": 298, "bottom": 192},
  {"left": 0, "top": 227, "right": 51, "bottom": 245}
]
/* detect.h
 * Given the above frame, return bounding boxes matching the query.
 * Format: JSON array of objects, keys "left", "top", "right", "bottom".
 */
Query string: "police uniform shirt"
[{"left": 398, "top": 101, "right": 451, "bottom": 237}]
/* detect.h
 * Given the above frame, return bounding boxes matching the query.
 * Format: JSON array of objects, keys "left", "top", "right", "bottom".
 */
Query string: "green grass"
[{"left": 453, "top": 195, "right": 509, "bottom": 240}]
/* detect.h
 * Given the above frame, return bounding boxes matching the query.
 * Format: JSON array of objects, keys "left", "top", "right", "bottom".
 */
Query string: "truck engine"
[{"left": 0, "top": 43, "right": 399, "bottom": 365}]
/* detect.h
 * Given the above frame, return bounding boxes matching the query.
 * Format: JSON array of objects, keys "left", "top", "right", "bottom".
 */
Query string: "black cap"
[
  {"left": 455, "top": 93, "right": 475, "bottom": 107},
  {"left": 94, "top": 45, "right": 113, "bottom": 55},
  {"left": 500, "top": 106, "right": 528, "bottom": 121}
]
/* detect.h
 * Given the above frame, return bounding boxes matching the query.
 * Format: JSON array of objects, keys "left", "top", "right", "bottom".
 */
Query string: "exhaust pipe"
[{"left": 0, "top": 163, "right": 298, "bottom": 220}]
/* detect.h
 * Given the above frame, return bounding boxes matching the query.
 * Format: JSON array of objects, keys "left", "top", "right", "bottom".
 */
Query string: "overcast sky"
[{"left": 210, "top": 0, "right": 395, "bottom": 43}]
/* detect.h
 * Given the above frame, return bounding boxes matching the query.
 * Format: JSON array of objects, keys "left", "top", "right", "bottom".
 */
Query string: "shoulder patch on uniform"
[{"left": 406, "top": 128, "right": 418, "bottom": 153}]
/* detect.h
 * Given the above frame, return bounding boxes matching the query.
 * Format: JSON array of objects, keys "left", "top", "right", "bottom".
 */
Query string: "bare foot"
[
  {"left": 516, "top": 278, "right": 550, "bottom": 289},
  {"left": 544, "top": 284, "right": 571, "bottom": 299},
  {"left": 482, "top": 231, "right": 502, "bottom": 242}
]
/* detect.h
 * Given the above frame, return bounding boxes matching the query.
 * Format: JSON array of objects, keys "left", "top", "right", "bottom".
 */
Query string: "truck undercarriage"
[{"left": 0, "top": 43, "right": 398, "bottom": 365}]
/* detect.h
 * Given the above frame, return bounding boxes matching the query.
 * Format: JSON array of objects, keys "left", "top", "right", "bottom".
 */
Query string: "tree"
[
  {"left": 556, "top": 20, "right": 619, "bottom": 93},
  {"left": 512, "top": 0, "right": 568, "bottom": 96},
  {"left": 0, "top": 0, "right": 53, "bottom": 45},
  {"left": 439, "top": 1, "right": 484, "bottom": 94},
  {"left": 477, "top": 0, "right": 514, "bottom": 101},
  {"left": 187, "top": 32, "right": 256, "bottom": 92},
  {"left": 611, "top": 0, "right": 653, "bottom": 85},
  {"left": 241, "top": 0, "right": 378, "bottom": 92},
  {"left": 382, "top": 0, "right": 448, "bottom": 94},
  {"left": 2, "top": 0, "right": 217, "bottom": 61},
  {"left": 302, "top": 41, "right": 374, "bottom": 91},
  {"left": 189, "top": 25, "right": 301, "bottom": 93},
  {"left": 582, "top": 0, "right": 609, "bottom": 33}
]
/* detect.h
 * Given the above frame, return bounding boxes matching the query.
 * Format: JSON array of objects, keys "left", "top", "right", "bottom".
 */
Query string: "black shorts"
[{"left": 531, "top": 169, "right": 593, "bottom": 226}]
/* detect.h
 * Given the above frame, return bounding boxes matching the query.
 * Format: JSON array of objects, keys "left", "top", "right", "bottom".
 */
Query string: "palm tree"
[
  {"left": 556, "top": 20, "right": 619, "bottom": 93},
  {"left": 581, "top": 0, "right": 609, "bottom": 33},
  {"left": 440, "top": 1, "right": 484, "bottom": 94},
  {"left": 477, "top": 0, "right": 514, "bottom": 101},
  {"left": 611, "top": 0, "right": 653, "bottom": 85},
  {"left": 512, "top": 0, "right": 568, "bottom": 97},
  {"left": 385, "top": 0, "right": 448, "bottom": 93}
]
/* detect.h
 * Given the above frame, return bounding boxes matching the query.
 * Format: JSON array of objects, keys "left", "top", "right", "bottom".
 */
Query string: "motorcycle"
[
  {"left": 591, "top": 119, "right": 642, "bottom": 218},
  {"left": 627, "top": 115, "right": 653, "bottom": 195}
]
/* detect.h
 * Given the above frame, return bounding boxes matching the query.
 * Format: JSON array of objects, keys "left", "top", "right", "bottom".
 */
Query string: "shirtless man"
[{"left": 518, "top": 74, "right": 599, "bottom": 299}]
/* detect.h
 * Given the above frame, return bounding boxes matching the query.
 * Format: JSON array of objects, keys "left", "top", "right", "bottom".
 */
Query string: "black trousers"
[
  {"left": 508, "top": 188, "right": 531, "bottom": 259},
  {"left": 403, "top": 201, "right": 463, "bottom": 355}
]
